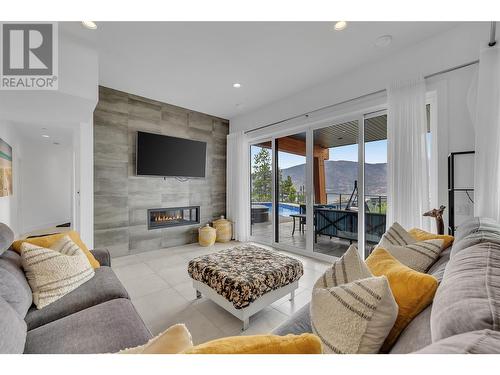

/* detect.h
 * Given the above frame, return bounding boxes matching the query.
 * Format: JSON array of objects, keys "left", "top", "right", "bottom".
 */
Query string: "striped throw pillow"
[
  {"left": 311, "top": 276, "right": 398, "bottom": 354},
  {"left": 379, "top": 222, "right": 416, "bottom": 247},
  {"left": 21, "top": 236, "right": 95, "bottom": 309},
  {"left": 314, "top": 245, "right": 372, "bottom": 289},
  {"left": 378, "top": 239, "right": 445, "bottom": 273}
]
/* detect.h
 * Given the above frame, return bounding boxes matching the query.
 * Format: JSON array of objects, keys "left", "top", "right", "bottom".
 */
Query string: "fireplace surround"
[{"left": 148, "top": 206, "right": 200, "bottom": 230}]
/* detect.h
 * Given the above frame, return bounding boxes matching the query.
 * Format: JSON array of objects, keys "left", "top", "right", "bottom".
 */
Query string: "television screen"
[{"left": 136, "top": 131, "right": 207, "bottom": 178}]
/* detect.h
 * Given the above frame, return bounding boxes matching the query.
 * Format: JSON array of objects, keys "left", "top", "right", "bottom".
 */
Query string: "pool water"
[{"left": 261, "top": 202, "right": 301, "bottom": 217}]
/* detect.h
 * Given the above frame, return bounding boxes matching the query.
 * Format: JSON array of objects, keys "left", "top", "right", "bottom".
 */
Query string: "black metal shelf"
[{"left": 448, "top": 151, "right": 474, "bottom": 235}]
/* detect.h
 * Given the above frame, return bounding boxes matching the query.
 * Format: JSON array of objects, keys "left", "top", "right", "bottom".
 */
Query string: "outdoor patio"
[{"left": 250, "top": 217, "right": 353, "bottom": 258}]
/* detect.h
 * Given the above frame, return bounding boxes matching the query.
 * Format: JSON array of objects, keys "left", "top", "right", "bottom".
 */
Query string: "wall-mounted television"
[{"left": 136, "top": 131, "right": 207, "bottom": 178}]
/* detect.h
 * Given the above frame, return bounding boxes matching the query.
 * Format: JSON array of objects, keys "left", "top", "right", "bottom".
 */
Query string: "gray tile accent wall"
[{"left": 94, "top": 86, "right": 229, "bottom": 257}]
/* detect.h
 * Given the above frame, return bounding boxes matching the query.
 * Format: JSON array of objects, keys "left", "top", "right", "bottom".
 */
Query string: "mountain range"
[{"left": 281, "top": 160, "right": 387, "bottom": 197}]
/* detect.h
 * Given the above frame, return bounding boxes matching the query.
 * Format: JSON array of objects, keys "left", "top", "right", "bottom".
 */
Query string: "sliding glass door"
[
  {"left": 247, "top": 101, "right": 440, "bottom": 260},
  {"left": 250, "top": 141, "right": 273, "bottom": 243},
  {"left": 275, "top": 133, "right": 307, "bottom": 251},
  {"left": 312, "top": 120, "right": 359, "bottom": 257},
  {"left": 363, "top": 112, "right": 388, "bottom": 255},
  {"left": 248, "top": 116, "right": 386, "bottom": 259}
]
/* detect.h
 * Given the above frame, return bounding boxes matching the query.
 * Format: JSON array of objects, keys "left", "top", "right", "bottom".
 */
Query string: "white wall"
[
  {"left": 75, "top": 121, "right": 94, "bottom": 248},
  {"left": 19, "top": 137, "right": 73, "bottom": 234},
  {"left": 0, "top": 29, "right": 98, "bottom": 244},
  {"left": 0, "top": 121, "right": 21, "bottom": 235}
]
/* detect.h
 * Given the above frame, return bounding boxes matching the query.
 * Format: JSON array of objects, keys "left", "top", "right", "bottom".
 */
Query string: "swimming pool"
[{"left": 260, "top": 202, "right": 301, "bottom": 217}]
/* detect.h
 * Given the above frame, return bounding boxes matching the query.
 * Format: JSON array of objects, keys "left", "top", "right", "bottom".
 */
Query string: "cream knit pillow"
[
  {"left": 311, "top": 276, "right": 398, "bottom": 354},
  {"left": 314, "top": 245, "right": 371, "bottom": 289},
  {"left": 379, "top": 222, "right": 416, "bottom": 247},
  {"left": 377, "top": 239, "right": 445, "bottom": 273},
  {"left": 118, "top": 324, "right": 193, "bottom": 354},
  {"left": 21, "top": 236, "right": 95, "bottom": 309}
]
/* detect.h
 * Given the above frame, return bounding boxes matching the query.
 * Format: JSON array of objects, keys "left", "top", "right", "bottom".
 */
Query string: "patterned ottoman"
[{"left": 188, "top": 244, "right": 304, "bottom": 330}]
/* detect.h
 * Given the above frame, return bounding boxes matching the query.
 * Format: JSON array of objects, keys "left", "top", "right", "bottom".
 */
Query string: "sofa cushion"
[
  {"left": 25, "top": 266, "right": 129, "bottom": 330},
  {"left": 0, "top": 222, "right": 14, "bottom": 255},
  {"left": 427, "top": 247, "right": 451, "bottom": 283},
  {"left": 389, "top": 305, "right": 432, "bottom": 354},
  {"left": 0, "top": 296, "right": 27, "bottom": 354},
  {"left": 0, "top": 250, "right": 33, "bottom": 317},
  {"left": 431, "top": 242, "right": 500, "bottom": 342},
  {"left": 416, "top": 330, "right": 500, "bottom": 354},
  {"left": 272, "top": 303, "right": 312, "bottom": 336},
  {"left": 24, "top": 298, "right": 152, "bottom": 354},
  {"left": 453, "top": 217, "right": 500, "bottom": 242},
  {"left": 451, "top": 217, "right": 500, "bottom": 256}
]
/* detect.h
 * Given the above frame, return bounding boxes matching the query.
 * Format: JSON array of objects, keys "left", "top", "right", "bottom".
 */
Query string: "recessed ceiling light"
[
  {"left": 233, "top": 83, "right": 241, "bottom": 88},
  {"left": 42, "top": 134, "right": 50, "bottom": 138},
  {"left": 375, "top": 35, "right": 393, "bottom": 48},
  {"left": 81, "top": 21, "right": 97, "bottom": 30},
  {"left": 334, "top": 21, "right": 347, "bottom": 31}
]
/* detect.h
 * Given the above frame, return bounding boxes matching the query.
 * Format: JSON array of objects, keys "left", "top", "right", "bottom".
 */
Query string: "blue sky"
[{"left": 251, "top": 140, "right": 388, "bottom": 170}]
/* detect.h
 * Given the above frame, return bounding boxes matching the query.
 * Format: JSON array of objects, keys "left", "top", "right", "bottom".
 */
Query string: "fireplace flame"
[{"left": 154, "top": 213, "right": 183, "bottom": 222}]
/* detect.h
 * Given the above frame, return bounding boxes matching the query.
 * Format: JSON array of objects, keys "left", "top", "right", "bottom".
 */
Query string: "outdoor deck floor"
[{"left": 250, "top": 217, "right": 353, "bottom": 258}]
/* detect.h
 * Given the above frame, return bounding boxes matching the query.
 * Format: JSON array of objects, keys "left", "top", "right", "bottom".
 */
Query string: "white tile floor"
[{"left": 112, "top": 241, "right": 331, "bottom": 345}]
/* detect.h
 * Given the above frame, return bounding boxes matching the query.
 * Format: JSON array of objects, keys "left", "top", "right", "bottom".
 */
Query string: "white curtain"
[
  {"left": 387, "top": 77, "right": 431, "bottom": 231},
  {"left": 474, "top": 45, "right": 500, "bottom": 221},
  {"left": 226, "top": 131, "right": 250, "bottom": 241}
]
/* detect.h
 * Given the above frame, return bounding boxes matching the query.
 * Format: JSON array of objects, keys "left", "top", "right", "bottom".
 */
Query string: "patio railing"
[{"left": 326, "top": 193, "right": 387, "bottom": 214}]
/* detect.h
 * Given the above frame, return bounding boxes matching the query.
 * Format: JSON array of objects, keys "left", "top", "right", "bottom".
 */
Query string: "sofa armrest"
[{"left": 90, "top": 248, "right": 111, "bottom": 267}]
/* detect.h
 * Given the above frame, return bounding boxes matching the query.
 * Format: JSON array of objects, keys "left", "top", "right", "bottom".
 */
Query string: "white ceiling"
[
  {"left": 60, "top": 22, "right": 460, "bottom": 119},
  {"left": 13, "top": 120, "right": 74, "bottom": 147}
]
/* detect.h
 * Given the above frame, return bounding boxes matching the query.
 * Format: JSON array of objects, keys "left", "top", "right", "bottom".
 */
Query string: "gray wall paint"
[{"left": 94, "top": 86, "right": 228, "bottom": 257}]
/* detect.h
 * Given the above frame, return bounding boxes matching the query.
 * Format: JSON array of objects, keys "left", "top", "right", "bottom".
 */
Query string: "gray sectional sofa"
[
  {"left": 0, "top": 239, "right": 152, "bottom": 354},
  {"left": 4, "top": 217, "right": 500, "bottom": 354},
  {"left": 273, "top": 217, "right": 500, "bottom": 354}
]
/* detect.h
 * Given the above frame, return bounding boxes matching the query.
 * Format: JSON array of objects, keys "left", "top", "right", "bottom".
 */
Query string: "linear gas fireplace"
[{"left": 147, "top": 206, "right": 200, "bottom": 230}]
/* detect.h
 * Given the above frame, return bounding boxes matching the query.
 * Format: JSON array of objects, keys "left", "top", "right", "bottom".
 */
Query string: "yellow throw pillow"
[
  {"left": 118, "top": 324, "right": 193, "bottom": 354},
  {"left": 408, "top": 228, "right": 454, "bottom": 249},
  {"left": 12, "top": 231, "right": 99, "bottom": 269},
  {"left": 365, "top": 248, "right": 438, "bottom": 352},
  {"left": 182, "top": 334, "right": 322, "bottom": 354}
]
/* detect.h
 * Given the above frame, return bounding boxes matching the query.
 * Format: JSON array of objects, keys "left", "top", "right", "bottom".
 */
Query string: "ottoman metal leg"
[
  {"left": 242, "top": 318, "right": 249, "bottom": 331},
  {"left": 289, "top": 290, "right": 295, "bottom": 301},
  {"left": 196, "top": 290, "right": 202, "bottom": 299}
]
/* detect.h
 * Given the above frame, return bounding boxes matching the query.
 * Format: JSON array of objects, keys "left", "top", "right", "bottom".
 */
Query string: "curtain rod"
[
  {"left": 245, "top": 22, "right": 498, "bottom": 135},
  {"left": 245, "top": 59, "right": 479, "bottom": 135}
]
